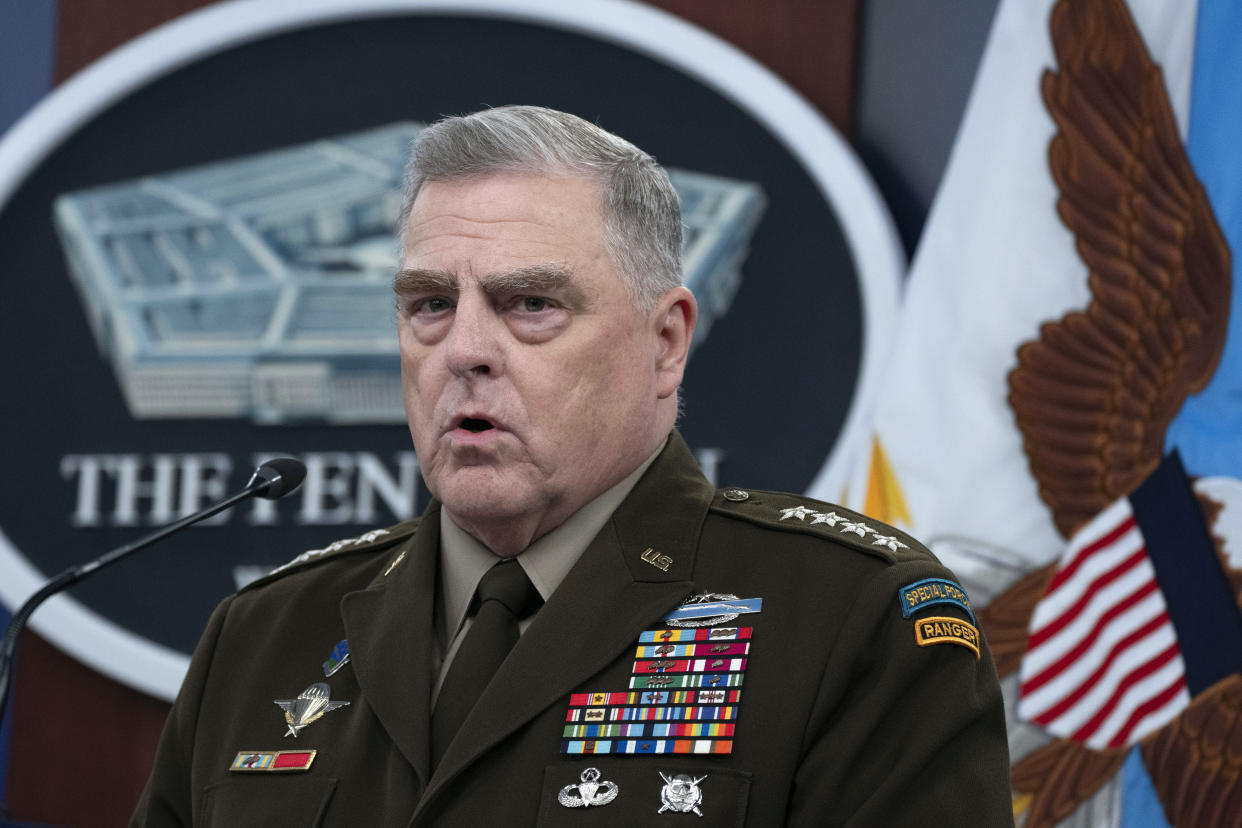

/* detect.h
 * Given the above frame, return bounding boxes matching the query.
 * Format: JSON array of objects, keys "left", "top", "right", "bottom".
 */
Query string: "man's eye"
[
  {"left": 520, "top": 297, "right": 549, "bottom": 312},
  {"left": 418, "top": 297, "right": 451, "bottom": 314}
]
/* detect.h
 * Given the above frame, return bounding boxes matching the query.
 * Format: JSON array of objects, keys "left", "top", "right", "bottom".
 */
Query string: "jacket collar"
[{"left": 340, "top": 504, "right": 441, "bottom": 788}]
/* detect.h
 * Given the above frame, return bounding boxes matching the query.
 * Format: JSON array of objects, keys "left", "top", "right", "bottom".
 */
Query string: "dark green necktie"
[{"left": 431, "top": 558, "right": 541, "bottom": 766}]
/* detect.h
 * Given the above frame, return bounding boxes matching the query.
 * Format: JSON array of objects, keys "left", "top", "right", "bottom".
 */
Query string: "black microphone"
[
  {"left": 246, "top": 456, "right": 307, "bottom": 500},
  {"left": 0, "top": 458, "right": 307, "bottom": 731}
]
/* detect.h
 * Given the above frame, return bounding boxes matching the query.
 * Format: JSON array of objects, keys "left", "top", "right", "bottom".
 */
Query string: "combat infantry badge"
[
  {"left": 274, "top": 682, "right": 349, "bottom": 737},
  {"left": 557, "top": 767, "right": 619, "bottom": 808},
  {"left": 665, "top": 593, "right": 762, "bottom": 628},
  {"left": 658, "top": 772, "right": 706, "bottom": 815}
]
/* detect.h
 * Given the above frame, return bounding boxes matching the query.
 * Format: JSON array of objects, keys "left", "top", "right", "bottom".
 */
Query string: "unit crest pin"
[
  {"left": 658, "top": 772, "right": 706, "bottom": 816},
  {"left": 558, "top": 767, "right": 619, "bottom": 808}
]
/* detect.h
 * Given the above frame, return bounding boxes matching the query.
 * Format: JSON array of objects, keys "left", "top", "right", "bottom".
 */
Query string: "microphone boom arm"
[{"left": 0, "top": 458, "right": 305, "bottom": 732}]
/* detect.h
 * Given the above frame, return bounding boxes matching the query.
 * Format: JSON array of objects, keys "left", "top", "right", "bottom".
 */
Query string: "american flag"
[{"left": 1017, "top": 497, "right": 1191, "bottom": 750}]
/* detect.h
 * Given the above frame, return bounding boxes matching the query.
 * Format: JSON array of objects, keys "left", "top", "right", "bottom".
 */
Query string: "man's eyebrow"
[
  {"left": 393, "top": 268, "right": 456, "bottom": 296},
  {"left": 394, "top": 264, "right": 589, "bottom": 308},
  {"left": 478, "top": 264, "right": 583, "bottom": 304}
]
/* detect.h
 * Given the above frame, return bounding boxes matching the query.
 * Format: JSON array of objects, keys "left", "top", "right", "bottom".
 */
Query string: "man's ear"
[{"left": 653, "top": 287, "right": 697, "bottom": 399}]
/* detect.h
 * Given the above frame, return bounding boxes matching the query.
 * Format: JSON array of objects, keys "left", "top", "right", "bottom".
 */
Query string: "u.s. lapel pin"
[
  {"left": 641, "top": 547, "right": 674, "bottom": 572},
  {"left": 274, "top": 682, "right": 349, "bottom": 737}
]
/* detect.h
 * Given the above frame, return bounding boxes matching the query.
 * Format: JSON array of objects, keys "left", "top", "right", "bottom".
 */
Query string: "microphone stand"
[{"left": 0, "top": 460, "right": 304, "bottom": 734}]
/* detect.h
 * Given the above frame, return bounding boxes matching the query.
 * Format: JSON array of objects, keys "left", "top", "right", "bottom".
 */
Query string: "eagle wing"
[
  {"left": 975, "top": 563, "right": 1053, "bottom": 678},
  {"left": 1140, "top": 673, "right": 1242, "bottom": 827},
  {"left": 1010, "top": 738, "right": 1127, "bottom": 828},
  {"left": 1007, "top": 0, "right": 1231, "bottom": 540}
]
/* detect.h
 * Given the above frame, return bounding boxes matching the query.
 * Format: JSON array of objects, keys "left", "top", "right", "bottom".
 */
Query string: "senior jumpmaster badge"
[
  {"left": 274, "top": 682, "right": 350, "bottom": 737},
  {"left": 557, "top": 767, "right": 620, "bottom": 808}
]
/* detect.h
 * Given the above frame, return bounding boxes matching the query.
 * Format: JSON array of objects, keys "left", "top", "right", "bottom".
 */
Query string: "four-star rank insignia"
[{"left": 274, "top": 682, "right": 350, "bottom": 737}]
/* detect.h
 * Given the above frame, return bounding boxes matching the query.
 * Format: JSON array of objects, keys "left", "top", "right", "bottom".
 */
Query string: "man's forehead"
[
  {"left": 411, "top": 172, "right": 604, "bottom": 217},
  {"left": 404, "top": 175, "right": 606, "bottom": 256}
]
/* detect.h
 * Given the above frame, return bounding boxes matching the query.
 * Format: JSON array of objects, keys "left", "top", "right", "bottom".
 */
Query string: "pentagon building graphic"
[{"left": 54, "top": 123, "right": 765, "bottom": 424}]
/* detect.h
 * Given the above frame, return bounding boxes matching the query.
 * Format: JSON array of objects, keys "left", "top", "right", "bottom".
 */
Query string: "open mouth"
[{"left": 459, "top": 417, "right": 494, "bottom": 433}]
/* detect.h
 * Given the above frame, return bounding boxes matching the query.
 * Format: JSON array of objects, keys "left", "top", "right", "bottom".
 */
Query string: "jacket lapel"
[
  {"left": 341, "top": 506, "right": 442, "bottom": 789},
  {"left": 417, "top": 433, "right": 714, "bottom": 811}
]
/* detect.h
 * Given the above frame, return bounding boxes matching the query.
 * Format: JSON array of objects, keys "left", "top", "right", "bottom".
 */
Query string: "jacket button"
[{"left": 722, "top": 488, "right": 749, "bottom": 502}]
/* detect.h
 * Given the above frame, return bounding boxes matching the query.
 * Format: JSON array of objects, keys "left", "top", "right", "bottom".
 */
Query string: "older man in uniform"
[{"left": 133, "top": 106, "right": 1012, "bottom": 826}]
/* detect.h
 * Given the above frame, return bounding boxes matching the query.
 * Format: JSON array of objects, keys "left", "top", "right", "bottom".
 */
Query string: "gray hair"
[{"left": 398, "top": 105, "right": 683, "bottom": 311}]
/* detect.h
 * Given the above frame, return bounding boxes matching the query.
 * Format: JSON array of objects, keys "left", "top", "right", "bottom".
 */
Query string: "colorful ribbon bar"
[
  {"left": 230, "top": 750, "right": 317, "bottom": 772},
  {"left": 638, "top": 626, "right": 753, "bottom": 643},
  {"left": 635, "top": 641, "right": 750, "bottom": 658},
  {"left": 561, "top": 738, "right": 733, "bottom": 755},
  {"left": 563, "top": 722, "right": 735, "bottom": 739},
  {"left": 566, "top": 704, "right": 738, "bottom": 723},
  {"left": 629, "top": 673, "right": 744, "bottom": 690},
  {"left": 570, "top": 688, "right": 740, "bottom": 708},
  {"left": 632, "top": 657, "right": 747, "bottom": 675}
]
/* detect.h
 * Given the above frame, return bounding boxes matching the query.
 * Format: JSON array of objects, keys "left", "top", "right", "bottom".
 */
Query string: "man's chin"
[{"left": 434, "top": 476, "right": 534, "bottom": 525}]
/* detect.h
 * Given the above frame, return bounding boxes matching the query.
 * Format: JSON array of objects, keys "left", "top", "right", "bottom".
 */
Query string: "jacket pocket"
[
  {"left": 197, "top": 776, "right": 338, "bottom": 827},
  {"left": 537, "top": 762, "right": 750, "bottom": 826}
]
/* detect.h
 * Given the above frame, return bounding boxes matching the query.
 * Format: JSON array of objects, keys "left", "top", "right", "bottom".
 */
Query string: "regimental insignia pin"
[
  {"left": 382, "top": 548, "right": 406, "bottom": 577},
  {"left": 230, "top": 749, "right": 317, "bottom": 772},
  {"left": 322, "top": 639, "right": 350, "bottom": 677},
  {"left": 557, "top": 767, "right": 620, "bottom": 808},
  {"left": 658, "top": 772, "right": 706, "bottom": 816},
  {"left": 274, "top": 682, "right": 350, "bottom": 737}
]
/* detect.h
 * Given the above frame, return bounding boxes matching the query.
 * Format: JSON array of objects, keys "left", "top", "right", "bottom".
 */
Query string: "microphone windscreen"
[{"left": 248, "top": 458, "right": 307, "bottom": 500}]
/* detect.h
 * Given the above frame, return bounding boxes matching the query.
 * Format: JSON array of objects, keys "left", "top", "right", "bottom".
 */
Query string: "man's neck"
[{"left": 443, "top": 439, "right": 667, "bottom": 557}]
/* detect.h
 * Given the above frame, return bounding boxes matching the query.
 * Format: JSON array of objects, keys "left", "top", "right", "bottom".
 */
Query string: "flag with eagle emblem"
[{"left": 832, "top": 0, "right": 1242, "bottom": 825}]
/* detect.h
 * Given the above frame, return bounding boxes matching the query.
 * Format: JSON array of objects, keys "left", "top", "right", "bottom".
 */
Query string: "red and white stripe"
[{"left": 1018, "top": 498, "right": 1191, "bottom": 749}]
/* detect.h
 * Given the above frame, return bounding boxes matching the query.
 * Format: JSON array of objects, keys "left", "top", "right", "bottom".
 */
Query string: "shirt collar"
[{"left": 438, "top": 440, "right": 665, "bottom": 642}]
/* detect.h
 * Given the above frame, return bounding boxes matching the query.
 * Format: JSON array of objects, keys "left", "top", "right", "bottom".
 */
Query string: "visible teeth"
[{"left": 461, "top": 418, "right": 493, "bottom": 433}]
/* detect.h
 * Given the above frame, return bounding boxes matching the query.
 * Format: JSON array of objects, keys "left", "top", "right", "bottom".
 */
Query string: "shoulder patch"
[
  {"left": 709, "top": 489, "right": 929, "bottom": 564},
  {"left": 913, "top": 615, "right": 981, "bottom": 660},
  {"left": 898, "top": 577, "right": 975, "bottom": 624},
  {"left": 240, "top": 519, "right": 420, "bottom": 593}
]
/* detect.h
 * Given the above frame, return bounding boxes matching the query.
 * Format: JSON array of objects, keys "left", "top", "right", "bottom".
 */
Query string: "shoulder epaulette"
[
  {"left": 708, "top": 487, "right": 932, "bottom": 565},
  {"left": 239, "top": 517, "right": 421, "bottom": 593}
]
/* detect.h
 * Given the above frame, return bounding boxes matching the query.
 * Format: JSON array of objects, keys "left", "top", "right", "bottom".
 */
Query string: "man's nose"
[{"left": 443, "top": 298, "right": 502, "bottom": 378}]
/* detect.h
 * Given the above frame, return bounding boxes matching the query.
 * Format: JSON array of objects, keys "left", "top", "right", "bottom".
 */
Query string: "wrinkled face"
[{"left": 395, "top": 173, "right": 672, "bottom": 551}]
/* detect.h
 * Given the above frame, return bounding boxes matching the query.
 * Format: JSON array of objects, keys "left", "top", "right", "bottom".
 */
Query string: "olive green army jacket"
[{"left": 133, "top": 433, "right": 1013, "bottom": 826}]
